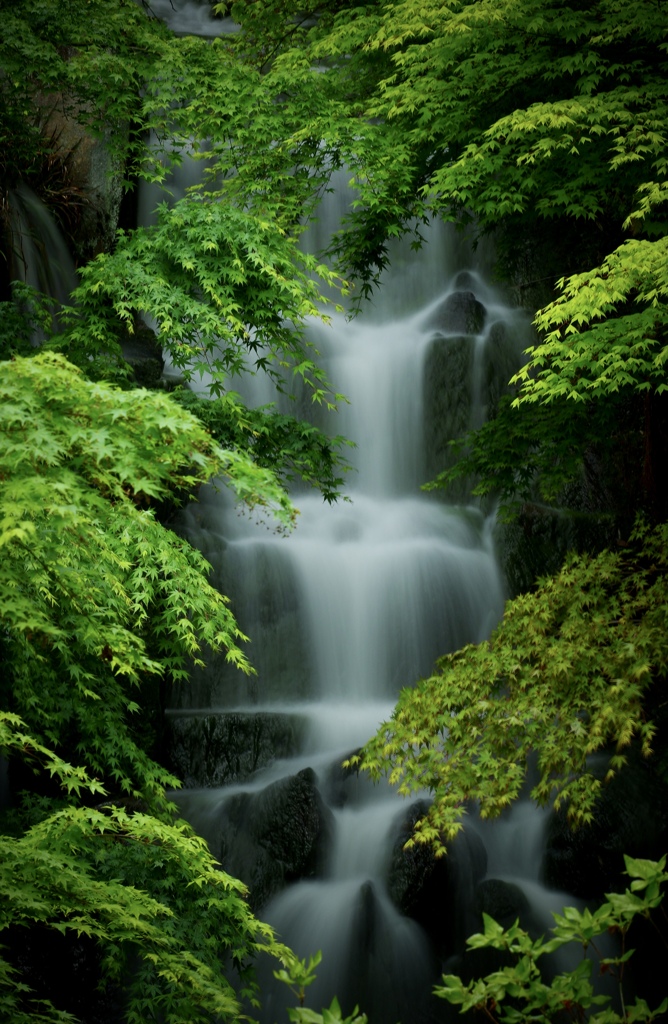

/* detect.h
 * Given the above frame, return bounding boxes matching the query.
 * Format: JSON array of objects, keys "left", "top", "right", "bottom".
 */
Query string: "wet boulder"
[
  {"left": 321, "top": 749, "right": 378, "bottom": 809},
  {"left": 453, "top": 271, "right": 476, "bottom": 291},
  {"left": 165, "top": 710, "right": 308, "bottom": 788},
  {"left": 387, "top": 800, "right": 447, "bottom": 918},
  {"left": 542, "top": 752, "right": 668, "bottom": 899},
  {"left": 219, "top": 767, "right": 334, "bottom": 910},
  {"left": 39, "top": 94, "right": 125, "bottom": 262},
  {"left": 341, "top": 880, "right": 436, "bottom": 1024},
  {"left": 482, "top": 320, "right": 523, "bottom": 419},
  {"left": 423, "top": 290, "right": 487, "bottom": 336},
  {"left": 475, "top": 878, "right": 530, "bottom": 926},
  {"left": 423, "top": 334, "right": 474, "bottom": 495},
  {"left": 386, "top": 801, "right": 487, "bottom": 957}
]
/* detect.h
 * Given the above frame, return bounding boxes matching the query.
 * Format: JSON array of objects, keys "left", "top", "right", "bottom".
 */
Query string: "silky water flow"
[
  {"left": 136, "top": 8, "right": 580, "bottom": 1011},
  {"left": 158, "top": 172, "right": 577, "bottom": 1019}
]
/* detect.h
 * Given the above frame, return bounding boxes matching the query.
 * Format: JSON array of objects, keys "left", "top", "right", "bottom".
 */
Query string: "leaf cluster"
[
  {"left": 1, "top": 352, "right": 292, "bottom": 790},
  {"left": 0, "top": 721, "right": 291, "bottom": 1024},
  {"left": 517, "top": 237, "right": 668, "bottom": 403},
  {"left": 273, "top": 952, "right": 367, "bottom": 1024},
  {"left": 230, "top": 0, "right": 668, "bottom": 403},
  {"left": 428, "top": 388, "right": 641, "bottom": 523},
  {"left": 61, "top": 195, "right": 345, "bottom": 405},
  {"left": 0, "top": 353, "right": 300, "bottom": 1019},
  {"left": 174, "top": 388, "right": 353, "bottom": 505},
  {"left": 354, "top": 521, "right": 668, "bottom": 847},
  {"left": 1, "top": 0, "right": 362, "bottom": 502},
  {"left": 437, "top": 854, "right": 668, "bottom": 1024}
]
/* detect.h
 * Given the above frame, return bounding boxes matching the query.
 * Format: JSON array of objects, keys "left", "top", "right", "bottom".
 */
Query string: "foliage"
[
  {"left": 274, "top": 951, "right": 323, "bottom": 1006},
  {"left": 1, "top": 0, "right": 355, "bottom": 500},
  {"left": 516, "top": 236, "right": 668, "bottom": 405},
  {"left": 437, "top": 854, "right": 668, "bottom": 1024},
  {"left": 425, "top": 395, "right": 618, "bottom": 514},
  {"left": 0, "top": 282, "right": 53, "bottom": 358},
  {"left": 0, "top": 1, "right": 365, "bottom": 1018},
  {"left": 351, "top": 520, "right": 668, "bottom": 846},
  {"left": 231, "top": 4, "right": 665, "bottom": 254},
  {"left": 274, "top": 953, "right": 368, "bottom": 1024},
  {"left": 174, "top": 388, "right": 353, "bottom": 505},
  {"left": 61, "top": 197, "right": 345, "bottom": 396},
  {"left": 1, "top": 350, "right": 293, "bottom": 673},
  {"left": 427, "top": 387, "right": 646, "bottom": 527},
  {"left": 224, "top": 0, "right": 668, "bottom": 505},
  {"left": 287, "top": 1001, "right": 367, "bottom": 1024},
  {"left": 0, "top": 352, "right": 299, "bottom": 1019},
  {"left": 6, "top": 0, "right": 667, "bottom": 414},
  {"left": 0, "top": 712, "right": 291, "bottom": 1024}
]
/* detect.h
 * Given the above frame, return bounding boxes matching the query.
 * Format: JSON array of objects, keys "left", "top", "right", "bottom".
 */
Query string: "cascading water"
[
  {"left": 145, "top": 0, "right": 237, "bottom": 36},
  {"left": 9, "top": 185, "right": 76, "bottom": 303},
  {"left": 164, "top": 200, "right": 537, "bottom": 1020},
  {"left": 6, "top": 183, "right": 78, "bottom": 339},
  {"left": 141, "top": 7, "right": 579, "bottom": 1020}
]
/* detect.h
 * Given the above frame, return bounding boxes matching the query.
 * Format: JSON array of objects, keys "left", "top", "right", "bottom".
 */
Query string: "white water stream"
[
  {"left": 143, "top": 5, "right": 584, "bottom": 1021},
  {"left": 162, "top": 202, "right": 541, "bottom": 1021}
]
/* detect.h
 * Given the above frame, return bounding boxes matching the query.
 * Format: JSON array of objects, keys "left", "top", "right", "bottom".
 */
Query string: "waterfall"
[
  {"left": 164, "top": 195, "right": 537, "bottom": 1019},
  {"left": 143, "top": 8, "right": 568, "bottom": 1022},
  {"left": 144, "top": 0, "right": 237, "bottom": 36},
  {"left": 6, "top": 183, "right": 78, "bottom": 339}
]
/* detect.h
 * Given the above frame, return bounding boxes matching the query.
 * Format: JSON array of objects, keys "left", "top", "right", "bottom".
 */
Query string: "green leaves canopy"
[
  {"left": 1, "top": 350, "right": 292, "bottom": 683},
  {"left": 0, "top": 1, "right": 363, "bottom": 1016},
  {"left": 354, "top": 521, "right": 668, "bottom": 847},
  {"left": 227, "top": 0, "right": 668, "bottom": 401},
  {"left": 6, "top": 0, "right": 668, "bottom": 409},
  {"left": 0, "top": 353, "right": 296, "bottom": 1020},
  {"left": 1, "top": 0, "right": 353, "bottom": 500},
  {"left": 0, "top": 744, "right": 289, "bottom": 1024}
]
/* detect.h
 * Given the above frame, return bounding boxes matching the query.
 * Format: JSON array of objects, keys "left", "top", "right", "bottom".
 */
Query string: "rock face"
[
  {"left": 338, "top": 880, "right": 435, "bottom": 1024},
  {"left": 484, "top": 321, "right": 520, "bottom": 416},
  {"left": 423, "top": 333, "right": 473, "bottom": 491},
  {"left": 40, "top": 94, "right": 125, "bottom": 263},
  {"left": 542, "top": 751, "right": 668, "bottom": 899},
  {"left": 166, "top": 711, "right": 308, "bottom": 788},
  {"left": 423, "top": 290, "right": 487, "bottom": 336},
  {"left": 422, "top": 296, "right": 521, "bottom": 498},
  {"left": 172, "top": 537, "right": 312, "bottom": 709},
  {"left": 386, "top": 801, "right": 487, "bottom": 958},
  {"left": 475, "top": 878, "right": 530, "bottom": 925},
  {"left": 320, "top": 749, "right": 368, "bottom": 808},
  {"left": 218, "top": 767, "right": 334, "bottom": 910}
]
